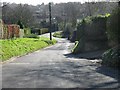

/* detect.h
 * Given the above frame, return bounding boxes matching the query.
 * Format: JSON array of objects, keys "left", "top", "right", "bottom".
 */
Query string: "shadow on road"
[
  {"left": 18, "top": 60, "right": 119, "bottom": 88},
  {"left": 64, "top": 50, "right": 104, "bottom": 60},
  {"left": 62, "top": 52, "right": 120, "bottom": 88},
  {"left": 95, "top": 66, "right": 120, "bottom": 82}
]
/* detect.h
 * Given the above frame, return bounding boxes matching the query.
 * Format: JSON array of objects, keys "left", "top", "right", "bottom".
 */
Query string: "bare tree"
[
  {"left": 63, "top": 2, "right": 78, "bottom": 27},
  {"left": 2, "top": 3, "right": 34, "bottom": 27}
]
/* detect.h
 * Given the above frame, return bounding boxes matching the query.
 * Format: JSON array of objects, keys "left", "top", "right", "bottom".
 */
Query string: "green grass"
[
  {"left": 0, "top": 37, "right": 56, "bottom": 62},
  {"left": 53, "top": 31, "right": 64, "bottom": 38}
]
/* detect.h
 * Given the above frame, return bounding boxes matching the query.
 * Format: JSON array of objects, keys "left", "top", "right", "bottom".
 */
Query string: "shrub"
[
  {"left": 53, "top": 31, "right": 64, "bottom": 38},
  {"left": 58, "top": 22, "right": 64, "bottom": 31},
  {"left": 62, "top": 23, "right": 73, "bottom": 39},
  {"left": 72, "top": 14, "right": 109, "bottom": 54},
  {"left": 24, "top": 28, "right": 31, "bottom": 35},
  {"left": 40, "top": 28, "right": 49, "bottom": 34},
  {"left": 3, "top": 25, "right": 8, "bottom": 39},
  {"left": 106, "top": 7, "right": 120, "bottom": 47},
  {"left": 101, "top": 7, "right": 120, "bottom": 69},
  {"left": 42, "top": 40, "right": 55, "bottom": 45},
  {"left": 17, "top": 20, "right": 24, "bottom": 29},
  {"left": 102, "top": 45, "right": 120, "bottom": 69},
  {"left": 76, "top": 19, "right": 86, "bottom": 41},
  {"left": 2, "top": 24, "right": 20, "bottom": 39},
  {"left": 24, "top": 34, "right": 39, "bottom": 39}
]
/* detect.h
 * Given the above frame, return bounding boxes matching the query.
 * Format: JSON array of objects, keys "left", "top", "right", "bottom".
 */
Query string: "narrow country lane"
[{"left": 2, "top": 34, "right": 120, "bottom": 88}]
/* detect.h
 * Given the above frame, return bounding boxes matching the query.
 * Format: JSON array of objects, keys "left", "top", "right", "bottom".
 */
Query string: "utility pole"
[
  {"left": 88, "top": 0, "right": 91, "bottom": 16},
  {"left": 118, "top": 1, "right": 120, "bottom": 7},
  {"left": 49, "top": 2, "right": 52, "bottom": 40}
]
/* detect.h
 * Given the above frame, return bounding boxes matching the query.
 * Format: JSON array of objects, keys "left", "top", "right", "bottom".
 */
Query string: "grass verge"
[
  {"left": 0, "top": 37, "right": 56, "bottom": 62},
  {"left": 53, "top": 31, "right": 64, "bottom": 38}
]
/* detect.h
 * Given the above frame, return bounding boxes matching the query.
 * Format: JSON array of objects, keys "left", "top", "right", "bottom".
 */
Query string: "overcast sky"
[
  {"left": 1, "top": 0, "right": 115, "bottom": 5},
  {"left": 1, "top": 0, "right": 86, "bottom": 5}
]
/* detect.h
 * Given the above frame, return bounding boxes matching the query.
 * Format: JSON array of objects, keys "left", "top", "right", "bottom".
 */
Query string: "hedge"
[
  {"left": 72, "top": 14, "right": 109, "bottom": 54},
  {"left": 102, "top": 45, "right": 120, "bottom": 69},
  {"left": 40, "top": 28, "right": 49, "bottom": 34}
]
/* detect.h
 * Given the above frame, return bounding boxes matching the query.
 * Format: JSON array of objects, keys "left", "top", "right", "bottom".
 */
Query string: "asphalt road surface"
[{"left": 2, "top": 34, "right": 120, "bottom": 88}]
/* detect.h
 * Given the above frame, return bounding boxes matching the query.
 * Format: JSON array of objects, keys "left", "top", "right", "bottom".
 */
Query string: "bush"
[
  {"left": 42, "top": 40, "right": 55, "bottom": 45},
  {"left": 17, "top": 20, "right": 24, "bottom": 29},
  {"left": 101, "top": 7, "right": 120, "bottom": 69},
  {"left": 76, "top": 19, "right": 86, "bottom": 41},
  {"left": 107, "top": 7, "right": 120, "bottom": 47},
  {"left": 24, "top": 28, "right": 31, "bottom": 35},
  {"left": 58, "top": 22, "right": 64, "bottom": 31},
  {"left": 62, "top": 23, "right": 73, "bottom": 39},
  {"left": 70, "top": 30, "right": 77, "bottom": 42},
  {"left": 102, "top": 45, "right": 120, "bottom": 69},
  {"left": 85, "top": 14, "right": 108, "bottom": 39},
  {"left": 53, "top": 31, "right": 64, "bottom": 38},
  {"left": 40, "top": 28, "right": 49, "bottom": 34},
  {"left": 24, "top": 34, "right": 39, "bottom": 39},
  {"left": 72, "top": 14, "right": 109, "bottom": 54}
]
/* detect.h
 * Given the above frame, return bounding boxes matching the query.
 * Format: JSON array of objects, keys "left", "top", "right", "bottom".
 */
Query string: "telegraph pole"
[
  {"left": 118, "top": 1, "right": 120, "bottom": 7},
  {"left": 49, "top": 2, "right": 52, "bottom": 40},
  {"left": 88, "top": 0, "right": 91, "bottom": 16}
]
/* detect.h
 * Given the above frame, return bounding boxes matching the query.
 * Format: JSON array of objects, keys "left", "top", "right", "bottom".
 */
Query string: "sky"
[
  {"left": 1, "top": 0, "right": 87, "bottom": 5},
  {"left": 1, "top": 0, "right": 116, "bottom": 6},
  {"left": 1, "top": 0, "right": 118, "bottom": 5}
]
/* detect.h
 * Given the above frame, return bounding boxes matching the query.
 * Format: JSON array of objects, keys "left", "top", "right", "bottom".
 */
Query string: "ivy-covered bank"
[
  {"left": 102, "top": 45, "right": 120, "bottom": 68},
  {"left": 72, "top": 14, "right": 110, "bottom": 54},
  {"left": 72, "top": 6, "right": 120, "bottom": 69},
  {"left": 102, "top": 7, "right": 120, "bottom": 68}
]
